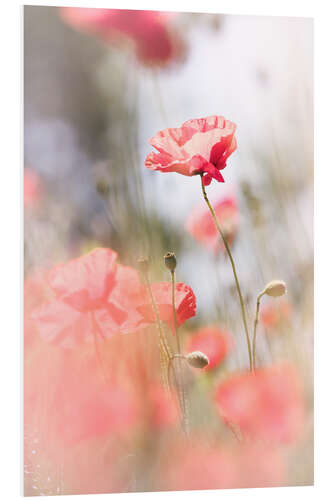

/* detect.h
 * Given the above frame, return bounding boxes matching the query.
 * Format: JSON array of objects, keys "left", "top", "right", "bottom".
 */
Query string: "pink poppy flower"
[
  {"left": 260, "top": 299, "right": 292, "bottom": 331},
  {"left": 145, "top": 116, "right": 237, "bottom": 186},
  {"left": 60, "top": 8, "right": 184, "bottom": 67},
  {"left": 186, "top": 194, "right": 238, "bottom": 252},
  {"left": 186, "top": 326, "right": 234, "bottom": 371},
  {"left": 215, "top": 363, "right": 304, "bottom": 443},
  {"left": 31, "top": 248, "right": 139, "bottom": 348},
  {"left": 32, "top": 248, "right": 196, "bottom": 347},
  {"left": 137, "top": 282, "right": 196, "bottom": 332},
  {"left": 24, "top": 168, "right": 43, "bottom": 208}
]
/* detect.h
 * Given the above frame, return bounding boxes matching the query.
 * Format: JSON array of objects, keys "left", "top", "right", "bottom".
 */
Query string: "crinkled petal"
[
  {"left": 145, "top": 152, "right": 194, "bottom": 176},
  {"left": 182, "top": 115, "right": 237, "bottom": 134},
  {"left": 149, "top": 127, "right": 197, "bottom": 156},
  {"left": 47, "top": 248, "right": 118, "bottom": 311},
  {"left": 32, "top": 300, "right": 93, "bottom": 348},
  {"left": 183, "top": 128, "right": 235, "bottom": 162}
]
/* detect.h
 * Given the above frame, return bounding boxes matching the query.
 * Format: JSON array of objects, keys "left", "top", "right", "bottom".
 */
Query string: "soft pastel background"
[{"left": 24, "top": 6, "right": 313, "bottom": 496}]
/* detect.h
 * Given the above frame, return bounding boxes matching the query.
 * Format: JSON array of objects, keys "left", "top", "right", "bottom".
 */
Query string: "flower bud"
[
  {"left": 164, "top": 252, "right": 177, "bottom": 272},
  {"left": 263, "top": 280, "right": 287, "bottom": 298},
  {"left": 186, "top": 351, "right": 209, "bottom": 369}
]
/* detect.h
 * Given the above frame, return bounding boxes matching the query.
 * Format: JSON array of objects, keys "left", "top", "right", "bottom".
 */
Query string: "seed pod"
[
  {"left": 164, "top": 252, "right": 177, "bottom": 272},
  {"left": 263, "top": 280, "right": 287, "bottom": 298},
  {"left": 186, "top": 351, "right": 209, "bottom": 369}
]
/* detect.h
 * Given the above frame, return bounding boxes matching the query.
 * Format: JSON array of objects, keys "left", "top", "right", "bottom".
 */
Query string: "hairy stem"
[
  {"left": 200, "top": 175, "right": 253, "bottom": 370},
  {"left": 252, "top": 291, "right": 265, "bottom": 371},
  {"left": 170, "top": 270, "right": 189, "bottom": 435}
]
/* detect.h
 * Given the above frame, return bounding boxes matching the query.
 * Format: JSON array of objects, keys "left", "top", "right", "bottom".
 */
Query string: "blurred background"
[{"left": 24, "top": 6, "right": 313, "bottom": 496}]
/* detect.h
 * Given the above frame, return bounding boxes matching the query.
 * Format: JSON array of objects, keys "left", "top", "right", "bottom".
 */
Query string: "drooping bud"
[
  {"left": 164, "top": 252, "right": 177, "bottom": 272},
  {"left": 186, "top": 351, "right": 209, "bottom": 369},
  {"left": 263, "top": 280, "right": 287, "bottom": 298}
]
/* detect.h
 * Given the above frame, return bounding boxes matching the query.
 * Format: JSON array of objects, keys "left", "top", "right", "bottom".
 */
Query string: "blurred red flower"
[
  {"left": 145, "top": 116, "right": 237, "bottom": 186},
  {"left": 186, "top": 326, "right": 234, "bottom": 371},
  {"left": 24, "top": 168, "right": 43, "bottom": 208},
  {"left": 137, "top": 281, "right": 196, "bottom": 333},
  {"left": 215, "top": 363, "right": 304, "bottom": 443},
  {"left": 60, "top": 8, "right": 184, "bottom": 67},
  {"left": 186, "top": 194, "right": 238, "bottom": 252},
  {"left": 260, "top": 299, "right": 292, "bottom": 331}
]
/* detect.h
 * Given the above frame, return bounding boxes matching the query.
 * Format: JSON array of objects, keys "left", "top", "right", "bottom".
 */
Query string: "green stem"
[
  {"left": 252, "top": 291, "right": 265, "bottom": 371},
  {"left": 143, "top": 274, "right": 172, "bottom": 362},
  {"left": 200, "top": 175, "right": 253, "bottom": 371},
  {"left": 170, "top": 269, "right": 188, "bottom": 435},
  {"left": 171, "top": 271, "right": 181, "bottom": 353}
]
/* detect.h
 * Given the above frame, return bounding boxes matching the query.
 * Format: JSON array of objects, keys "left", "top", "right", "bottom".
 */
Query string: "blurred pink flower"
[
  {"left": 50, "top": 356, "right": 138, "bottom": 446},
  {"left": 260, "top": 299, "right": 292, "bottom": 331},
  {"left": 32, "top": 248, "right": 196, "bottom": 347},
  {"left": 60, "top": 8, "right": 185, "bottom": 67},
  {"left": 186, "top": 326, "right": 234, "bottom": 371},
  {"left": 145, "top": 383, "right": 178, "bottom": 429},
  {"left": 186, "top": 194, "right": 238, "bottom": 252},
  {"left": 145, "top": 116, "right": 237, "bottom": 186},
  {"left": 24, "top": 168, "right": 43, "bottom": 208},
  {"left": 158, "top": 438, "right": 285, "bottom": 490},
  {"left": 31, "top": 248, "right": 125, "bottom": 347},
  {"left": 215, "top": 363, "right": 305, "bottom": 443}
]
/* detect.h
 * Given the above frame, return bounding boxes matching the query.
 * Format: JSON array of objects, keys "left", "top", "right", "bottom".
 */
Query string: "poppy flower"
[
  {"left": 186, "top": 326, "right": 234, "bottom": 371},
  {"left": 145, "top": 116, "right": 237, "bottom": 186},
  {"left": 24, "top": 168, "right": 43, "bottom": 208},
  {"left": 32, "top": 248, "right": 196, "bottom": 347},
  {"left": 31, "top": 248, "right": 138, "bottom": 348},
  {"left": 60, "top": 8, "right": 184, "bottom": 67},
  {"left": 136, "top": 282, "right": 196, "bottom": 332},
  {"left": 215, "top": 363, "right": 304, "bottom": 443},
  {"left": 260, "top": 299, "right": 292, "bottom": 331},
  {"left": 186, "top": 194, "right": 238, "bottom": 252}
]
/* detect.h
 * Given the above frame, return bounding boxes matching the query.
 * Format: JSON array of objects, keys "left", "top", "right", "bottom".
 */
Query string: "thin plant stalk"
[
  {"left": 200, "top": 174, "right": 253, "bottom": 370},
  {"left": 252, "top": 290, "right": 265, "bottom": 371},
  {"left": 170, "top": 269, "right": 189, "bottom": 435},
  {"left": 142, "top": 273, "right": 172, "bottom": 362}
]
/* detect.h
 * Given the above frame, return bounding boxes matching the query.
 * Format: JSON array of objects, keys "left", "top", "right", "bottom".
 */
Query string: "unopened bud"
[
  {"left": 263, "top": 280, "right": 286, "bottom": 298},
  {"left": 137, "top": 257, "right": 149, "bottom": 275},
  {"left": 186, "top": 351, "right": 209, "bottom": 369},
  {"left": 164, "top": 252, "right": 177, "bottom": 272}
]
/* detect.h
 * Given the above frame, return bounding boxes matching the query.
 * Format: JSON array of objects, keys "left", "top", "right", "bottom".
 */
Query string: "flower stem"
[
  {"left": 170, "top": 269, "right": 189, "bottom": 435},
  {"left": 200, "top": 175, "right": 253, "bottom": 371},
  {"left": 252, "top": 291, "right": 265, "bottom": 371},
  {"left": 171, "top": 271, "right": 181, "bottom": 353},
  {"left": 142, "top": 273, "right": 172, "bottom": 362}
]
